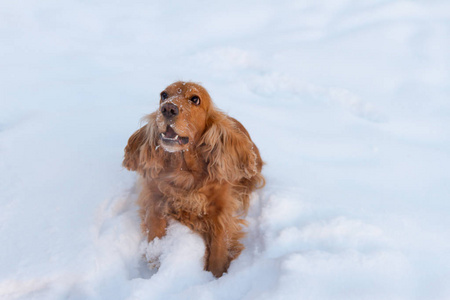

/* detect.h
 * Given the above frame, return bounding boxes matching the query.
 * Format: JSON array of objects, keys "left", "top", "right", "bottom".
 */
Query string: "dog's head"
[
  {"left": 155, "top": 81, "right": 212, "bottom": 152},
  {"left": 123, "top": 81, "right": 260, "bottom": 183}
]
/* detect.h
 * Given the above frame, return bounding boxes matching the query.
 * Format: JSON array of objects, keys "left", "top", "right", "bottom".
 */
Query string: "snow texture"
[{"left": 1, "top": 0, "right": 450, "bottom": 299}]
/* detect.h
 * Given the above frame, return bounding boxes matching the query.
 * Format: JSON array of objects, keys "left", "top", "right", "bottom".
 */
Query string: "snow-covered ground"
[{"left": 1, "top": 0, "right": 450, "bottom": 299}]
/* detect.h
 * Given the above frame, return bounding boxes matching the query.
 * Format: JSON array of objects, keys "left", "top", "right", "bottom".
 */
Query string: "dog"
[{"left": 123, "top": 81, "right": 264, "bottom": 277}]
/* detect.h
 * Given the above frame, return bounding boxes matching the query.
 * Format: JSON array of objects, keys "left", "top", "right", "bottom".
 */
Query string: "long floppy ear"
[
  {"left": 123, "top": 112, "right": 161, "bottom": 173},
  {"left": 199, "top": 110, "right": 259, "bottom": 183},
  {"left": 123, "top": 125, "right": 147, "bottom": 171}
]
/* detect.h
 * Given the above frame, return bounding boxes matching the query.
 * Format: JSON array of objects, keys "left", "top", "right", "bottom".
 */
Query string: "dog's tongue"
[{"left": 164, "top": 126, "right": 177, "bottom": 138}]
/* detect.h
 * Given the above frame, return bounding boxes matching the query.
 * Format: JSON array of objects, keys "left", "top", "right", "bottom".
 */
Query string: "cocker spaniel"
[{"left": 123, "top": 81, "right": 264, "bottom": 277}]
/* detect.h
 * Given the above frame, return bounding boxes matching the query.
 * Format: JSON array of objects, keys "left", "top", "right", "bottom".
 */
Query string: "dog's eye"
[
  {"left": 161, "top": 91, "right": 168, "bottom": 100},
  {"left": 190, "top": 96, "right": 200, "bottom": 105}
]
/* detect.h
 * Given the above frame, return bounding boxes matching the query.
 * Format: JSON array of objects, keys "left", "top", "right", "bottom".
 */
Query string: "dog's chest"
[
  {"left": 159, "top": 152, "right": 206, "bottom": 188},
  {"left": 153, "top": 151, "right": 212, "bottom": 221}
]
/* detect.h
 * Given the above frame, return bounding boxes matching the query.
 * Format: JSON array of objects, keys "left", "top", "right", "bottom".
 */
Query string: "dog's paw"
[
  {"left": 147, "top": 257, "right": 161, "bottom": 269},
  {"left": 140, "top": 238, "right": 163, "bottom": 270}
]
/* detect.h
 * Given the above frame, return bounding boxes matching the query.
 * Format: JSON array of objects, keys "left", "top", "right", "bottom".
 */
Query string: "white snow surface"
[{"left": 1, "top": 1, "right": 450, "bottom": 299}]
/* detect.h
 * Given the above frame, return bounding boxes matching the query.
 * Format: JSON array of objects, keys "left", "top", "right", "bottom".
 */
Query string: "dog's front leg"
[
  {"left": 205, "top": 227, "right": 229, "bottom": 278},
  {"left": 145, "top": 211, "right": 167, "bottom": 242},
  {"left": 137, "top": 185, "right": 167, "bottom": 242}
]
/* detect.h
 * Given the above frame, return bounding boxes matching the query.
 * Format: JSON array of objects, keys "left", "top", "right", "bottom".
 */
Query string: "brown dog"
[{"left": 123, "top": 81, "right": 264, "bottom": 277}]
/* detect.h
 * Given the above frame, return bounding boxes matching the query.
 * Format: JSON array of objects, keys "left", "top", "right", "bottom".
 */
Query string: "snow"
[{"left": 1, "top": 0, "right": 450, "bottom": 299}]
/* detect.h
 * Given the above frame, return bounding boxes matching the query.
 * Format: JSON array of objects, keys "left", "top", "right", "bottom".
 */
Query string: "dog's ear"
[
  {"left": 199, "top": 111, "right": 258, "bottom": 183},
  {"left": 123, "top": 125, "right": 147, "bottom": 171},
  {"left": 123, "top": 113, "right": 162, "bottom": 174}
]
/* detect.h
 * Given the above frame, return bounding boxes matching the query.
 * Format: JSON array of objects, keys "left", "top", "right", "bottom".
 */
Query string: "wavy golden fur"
[{"left": 123, "top": 81, "right": 264, "bottom": 277}]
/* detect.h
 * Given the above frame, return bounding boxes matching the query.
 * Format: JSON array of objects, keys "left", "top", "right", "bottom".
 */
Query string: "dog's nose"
[{"left": 161, "top": 103, "right": 179, "bottom": 119}]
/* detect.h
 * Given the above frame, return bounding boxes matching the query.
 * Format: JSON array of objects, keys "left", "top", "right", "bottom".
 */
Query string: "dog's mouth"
[{"left": 160, "top": 125, "right": 189, "bottom": 145}]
